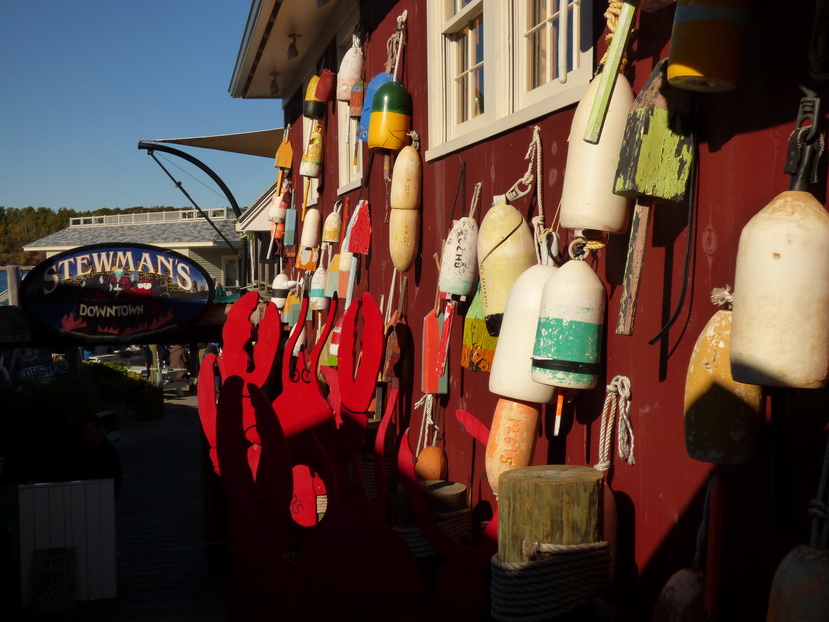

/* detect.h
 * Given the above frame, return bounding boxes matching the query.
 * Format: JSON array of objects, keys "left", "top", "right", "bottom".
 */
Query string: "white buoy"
[
  {"left": 300, "top": 207, "right": 322, "bottom": 249},
  {"left": 440, "top": 218, "right": 479, "bottom": 298},
  {"left": 337, "top": 35, "right": 364, "bottom": 102},
  {"left": 532, "top": 259, "right": 606, "bottom": 389},
  {"left": 477, "top": 195, "right": 537, "bottom": 336},
  {"left": 731, "top": 191, "right": 829, "bottom": 389},
  {"left": 300, "top": 127, "right": 323, "bottom": 179},
  {"left": 490, "top": 264, "right": 558, "bottom": 403},
  {"left": 310, "top": 266, "right": 329, "bottom": 311},
  {"left": 322, "top": 201, "right": 343, "bottom": 244},
  {"left": 389, "top": 142, "right": 422, "bottom": 272},
  {"left": 560, "top": 75, "right": 634, "bottom": 233},
  {"left": 271, "top": 273, "right": 297, "bottom": 311}
]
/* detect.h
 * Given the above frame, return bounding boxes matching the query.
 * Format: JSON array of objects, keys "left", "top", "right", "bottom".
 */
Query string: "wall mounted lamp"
[
  {"left": 287, "top": 34, "right": 301, "bottom": 60},
  {"left": 270, "top": 72, "right": 280, "bottom": 96}
]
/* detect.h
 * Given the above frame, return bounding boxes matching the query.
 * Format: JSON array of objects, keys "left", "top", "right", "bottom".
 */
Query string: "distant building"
[{"left": 23, "top": 208, "right": 241, "bottom": 288}]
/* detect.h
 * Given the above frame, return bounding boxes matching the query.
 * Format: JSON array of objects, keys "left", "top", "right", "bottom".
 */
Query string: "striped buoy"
[
  {"left": 303, "top": 75, "right": 325, "bottom": 119},
  {"left": 461, "top": 283, "right": 498, "bottom": 372},
  {"left": 532, "top": 258, "right": 606, "bottom": 390},
  {"left": 368, "top": 80, "right": 412, "bottom": 152},
  {"left": 337, "top": 35, "right": 364, "bottom": 102},
  {"left": 668, "top": 0, "right": 750, "bottom": 92},
  {"left": 485, "top": 398, "right": 540, "bottom": 495},
  {"left": 389, "top": 141, "right": 422, "bottom": 272},
  {"left": 560, "top": 75, "right": 633, "bottom": 233},
  {"left": 489, "top": 264, "right": 558, "bottom": 404},
  {"left": 310, "top": 266, "right": 328, "bottom": 311},
  {"left": 271, "top": 273, "right": 296, "bottom": 311},
  {"left": 685, "top": 307, "right": 762, "bottom": 464},
  {"left": 731, "top": 191, "right": 829, "bottom": 389},
  {"left": 440, "top": 217, "right": 479, "bottom": 297},
  {"left": 477, "top": 196, "right": 537, "bottom": 336}
]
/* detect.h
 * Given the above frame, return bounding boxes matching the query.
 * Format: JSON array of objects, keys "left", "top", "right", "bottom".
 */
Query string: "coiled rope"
[{"left": 595, "top": 375, "right": 635, "bottom": 472}]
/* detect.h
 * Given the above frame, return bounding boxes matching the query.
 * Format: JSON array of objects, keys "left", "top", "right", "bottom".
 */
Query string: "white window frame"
[
  {"left": 426, "top": 0, "right": 593, "bottom": 161},
  {"left": 336, "top": 11, "right": 363, "bottom": 195},
  {"left": 301, "top": 112, "right": 321, "bottom": 207}
]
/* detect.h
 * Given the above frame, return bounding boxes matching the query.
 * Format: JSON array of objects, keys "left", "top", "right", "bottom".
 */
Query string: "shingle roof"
[{"left": 25, "top": 218, "right": 240, "bottom": 249}]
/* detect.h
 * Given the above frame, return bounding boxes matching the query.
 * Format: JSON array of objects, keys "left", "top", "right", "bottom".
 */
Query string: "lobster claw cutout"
[{"left": 334, "top": 293, "right": 385, "bottom": 454}]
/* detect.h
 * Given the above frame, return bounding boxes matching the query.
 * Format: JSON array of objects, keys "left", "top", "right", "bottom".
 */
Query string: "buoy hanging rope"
[
  {"left": 385, "top": 10, "right": 408, "bottom": 80},
  {"left": 594, "top": 375, "right": 635, "bottom": 472},
  {"left": 809, "top": 433, "right": 829, "bottom": 549}
]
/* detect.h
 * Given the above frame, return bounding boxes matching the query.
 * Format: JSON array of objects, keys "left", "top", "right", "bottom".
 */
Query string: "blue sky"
[{"left": 0, "top": 1, "right": 283, "bottom": 213}]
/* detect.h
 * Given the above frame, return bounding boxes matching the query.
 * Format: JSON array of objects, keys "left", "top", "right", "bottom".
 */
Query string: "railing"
[{"left": 69, "top": 207, "right": 229, "bottom": 228}]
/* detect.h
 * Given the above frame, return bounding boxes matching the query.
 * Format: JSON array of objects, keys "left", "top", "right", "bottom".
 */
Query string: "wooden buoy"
[
  {"left": 614, "top": 59, "right": 694, "bottom": 336},
  {"left": 767, "top": 545, "right": 829, "bottom": 621},
  {"left": 315, "top": 68, "right": 336, "bottom": 103},
  {"left": 337, "top": 35, "right": 364, "bottom": 102},
  {"left": 422, "top": 310, "right": 449, "bottom": 395},
  {"left": 561, "top": 74, "right": 633, "bottom": 233},
  {"left": 415, "top": 446, "right": 448, "bottom": 481},
  {"left": 485, "top": 399, "right": 540, "bottom": 495},
  {"left": 497, "top": 465, "right": 604, "bottom": 561},
  {"left": 440, "top": 218, "right": 479, "bottom": 298},
  {"left": 368, "top": 80, "right": 412, "bottom": 152},
  {"left": 490, "top": 264, "right": 558, "bottom": 403},
  {"left": 731, "top": 191, "right": 829, "bottom": 389},
  {"left": 299, "top": 125, "right": 323, "bottom": 179},
  {"left": 389, "top": 142, "right": 422, "bottom": 272},
  {"left": 667, "top": 0, "right": 750, "bottom": 92},
  {"left": 684, "top": 308, "right": 763, "bottom": 464},
  {"left": 477, "top": 196, "right": 537, "bottom": 336},
  {"left": 532, "top": 259, "right": 606, "bottom": 390},
  {"left": 322, "top": 201, "right": 343, "bottom": 244}
]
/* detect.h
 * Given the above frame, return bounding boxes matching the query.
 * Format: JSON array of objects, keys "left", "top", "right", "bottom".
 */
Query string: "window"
[
  {"left": 336, "top": 14, "right": 363, "bottom": 194},
  {"left": 222, "top": 256, "right": 239, "bottom": 288},
  {"left": 301, "top": 112, "right": 321, "bottom": 207},
  {"left": 426, "top": 0, "right": 593, "bottom": 160}
]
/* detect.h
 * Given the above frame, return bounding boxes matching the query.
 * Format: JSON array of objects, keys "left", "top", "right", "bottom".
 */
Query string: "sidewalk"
[{"left": 1, "top": 391, "right": 228, "bottom": 621}]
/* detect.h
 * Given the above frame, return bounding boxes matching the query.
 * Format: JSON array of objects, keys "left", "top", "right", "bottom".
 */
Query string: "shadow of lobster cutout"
[{"left": 197, "top": 291, "right": 498, "bottom": 621}]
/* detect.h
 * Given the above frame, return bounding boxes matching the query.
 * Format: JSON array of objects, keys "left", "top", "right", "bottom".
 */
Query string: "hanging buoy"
[
  {"left": 315, "top": 68, "right": 336, "bottom": 103},
  {"left": 322, "top": 200, "right": 343, "bottom": 244},
  {"left": 767, "top": 545, "right": 829, "bottom": 621},
  {"left": 303, "top": 75, "right": 325, "bottom": 119},
  {"left": 299, "top": 125, "right": 323, "bottom": 179},
  {"left": 310, "top": 265, "right": 328, "bottom": 311},
  {"left": 368, "top": 80, "right": 412, "bottom": 152},
  {"left": 422, "top": 309, "right": 449, "bottom": 395},
  {"left": 532, "top": 258, "right": 606, "bottom": 390},
  {"left": 359, "top": 73, "right": 394, "bottom": 141},
  {"left": 440, "top": 217, "right": 479, "bottom": 298},
  {"left": 477, "top": 195, "right": 537, "bottom": 336},
  {"left": 271, "top": 273, "right": 296, "bottom": 311},
  {"left": 667, "top": 0, "right": 750, "bottom": 92},
  {"left": 461, "top": 282, "right": 499, "bottom": 373},
  {"left": 560, "top": 75, "right": 633, "bottom": 233},
  {"left": 484, "top": 398, "right": 540, "bottom": 495},
  {"left": 350, "top": 81, "right": 366, "bottom": 118},
  {"left": 337, "top": 35, "right": 364, "bottom": 102},
  {"left": 490, "top": 264, "right": 558, "bottom": 404},
  {"left": 414, "top": 445, "right": 448, "bottom": 481},
  {"left": 326, "top": 253, "right": 340, "bottom": 298},
  {"left": 685, "top": 304, "right": 763, "bottom": 464},
  {"left": 338, "top": 248, "right": 353, "bottom": 300},
  {"left": 389, "top": 140, "right": 422, "bottom": 272},
  {"left": 300, "top": 207, "right": 321, "bottom": 249},
  {"left": 731, "top": 191, "right": 829, "bottom": 389}
]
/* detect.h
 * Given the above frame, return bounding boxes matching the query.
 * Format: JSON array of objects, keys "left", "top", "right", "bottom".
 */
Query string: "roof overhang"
[
  {"left": 23, "top": 241, "right": 241, "bottom": 256},
  {"left": 237, "top": 182, "right": 279, "bottom": 232},
  {"left": 149, "top": 128, "right": 284, "bottom": 159},
  {"left": 229, "top": 0, "right": 358, "bottom": 102}
]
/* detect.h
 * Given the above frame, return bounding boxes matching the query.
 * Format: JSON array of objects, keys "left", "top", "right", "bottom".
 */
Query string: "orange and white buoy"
[
  {"left": 667, "top": 0, "right": 750, "bottom": 92},
  {"left": 389, "top": 137, "right": 422, "bottom": 272},
  {"left": 477, "top": 195, "right": 537, "bottom": 336},
  {"left": 337, "top": 35, "right": 364, "bottom": 102},
  {"left": 731, "top": 191, "right": 829, "bottom": 389},
  {"left": 560, "top": 75, "right": 633, "bottom": 233},
  {"left": 485, "top": 398, "right": 540, "bottom": 495}
]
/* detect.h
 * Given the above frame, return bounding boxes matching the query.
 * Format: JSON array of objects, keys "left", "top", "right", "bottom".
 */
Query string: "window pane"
[{"left": 453, "top": 15, "right": 484, "bottom": 124}]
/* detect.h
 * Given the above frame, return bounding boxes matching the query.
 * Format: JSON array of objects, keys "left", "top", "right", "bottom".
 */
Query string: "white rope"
[
  {"left": 392, "top": 10, "right": 408, "bottom": 80},
  {"left": 384, "top": 268, "right": 398, "bottom": 325},
  {"left": 468, "top": 182, "right": 483, "bottom": 220},
  {"left": 594, "top": 375, "right": 634, "bottom": 472},
  {"left": 711, "top": 285, "right": 733, "bottom": 309},
  {"left": 414, "top": 394, "right": 434, "bottom": 457}
]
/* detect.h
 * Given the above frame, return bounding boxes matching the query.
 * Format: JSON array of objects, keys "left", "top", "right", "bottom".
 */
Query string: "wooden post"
[
  {"left": 7, "top": 265, "right": 21, "bottom": 307},
  {"left": 497, "top": 465, "right": 604, "bottom": 562}
]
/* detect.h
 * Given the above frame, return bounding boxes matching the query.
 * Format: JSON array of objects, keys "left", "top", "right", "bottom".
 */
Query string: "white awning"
[{"left": 149, "top": 128, "right": 283, "bottom": 159}]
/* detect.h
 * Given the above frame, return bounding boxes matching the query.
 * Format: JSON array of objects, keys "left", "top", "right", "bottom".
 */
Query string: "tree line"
[{"left": 0, "top": 206, "right": 182, "bottom": 266}]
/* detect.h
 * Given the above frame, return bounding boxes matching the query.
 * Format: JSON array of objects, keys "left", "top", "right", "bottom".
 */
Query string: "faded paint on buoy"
[
  {"left": 300, "top": 127, "right": 323, "bottom": 178},
  {"left": 337, "top": 36, "right": 364, "bottom": 101},
  {"left": 684, "top": 309, "right": 762, "bottom": 464},
  {"left": 310, "top": 266, "right": 328, "bottom": 311},
  {"left": 532, "top": 259, "right": 605, "bottom": 390},
  {"left": 485, "top": 399, "right": 540, "bottom": 495},
  {"left": 731, "top": 191, "right": 829, "bottom": 389},
  {"left": 560, "top": 75, "right": 633, "bottom": 233},
  {"left": 490, "top": 264, "right": 558, "bottom": 403},
  {"left": 477, "top": 196, "right": 537, "bottom": 336},
  {"left": 440, "top": 218, "right": 479, "bottom": 298}
]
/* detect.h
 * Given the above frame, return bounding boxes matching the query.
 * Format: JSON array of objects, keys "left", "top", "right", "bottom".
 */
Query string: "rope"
[
  {"left": 568, "top": 232, "right": 608, "bottom": 261},
  {"left": 468, "top": 182, "right": 483, "bottom": 220},
  {"left": 594, "top": 375, "right": 634, "bottom": 472},
  {"left": 449, "top": 159, "right": 466, "bottom": 226},
  {"left": 384, "top": 268, "right": 398, "bottom": 325},
  {"left": 808, "top": 433, "right": 829, "bottom": 549},
  {"left": 491, "top": 541, "right": 611, "bottom": 621},
  {"left": 598, "top": 0, "right": 634, "bottom": 73},
  {"left": 710, "top": 285, "right": 733, "bottom": 309},
  {"left": 415, "top": 394, "right": 435, "bottom": 456},
  {"left": 391, "top": 11, "right": 408, "bottom": 80}
]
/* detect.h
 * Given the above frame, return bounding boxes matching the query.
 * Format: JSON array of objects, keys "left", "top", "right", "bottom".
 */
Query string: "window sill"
[{"left": 336, "top": 179, "right": 361, "bottom": 196}]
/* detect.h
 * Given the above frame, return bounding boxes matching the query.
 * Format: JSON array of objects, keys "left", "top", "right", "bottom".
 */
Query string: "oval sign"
[{"left": 20, "top": 243, "right": 215, "bottom": 343}]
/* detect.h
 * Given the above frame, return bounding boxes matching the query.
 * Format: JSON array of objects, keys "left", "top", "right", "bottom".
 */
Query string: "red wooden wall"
[{"left": 280, "top": 1, "right": 828, "bottom": 618}]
